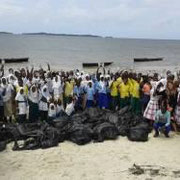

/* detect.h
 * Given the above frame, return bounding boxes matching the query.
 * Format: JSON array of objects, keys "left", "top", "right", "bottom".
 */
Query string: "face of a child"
[
  {"left": 32, "top": 86, "right": 36, "bottom": 93},
  {"left": 43, "top": 88, "right": 47, "bottom": 93},
  {"left": 20, "top": 89, "right": 24, "bottom": 95},
  {"left": 167, "top": 82, "right": 173, "bottom": 90}
]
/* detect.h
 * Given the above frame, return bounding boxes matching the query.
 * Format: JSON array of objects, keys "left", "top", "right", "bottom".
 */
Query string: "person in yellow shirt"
[
  {"left": 130, "top": 74, "right": 141, "bottom": 115},
  {"left": 110, "top": 76, "right": 119, "bottom": 111},
  {"left": 118, "top": 73, "right": 130, "bottom": 108},
  {"left": 64, "top": 77, "right": 74, "bottom": 108}
]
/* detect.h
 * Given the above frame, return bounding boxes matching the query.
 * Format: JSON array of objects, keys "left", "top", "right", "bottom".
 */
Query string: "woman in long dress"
[{"left": 28, "top": 85, "right": 39, "bottom": 122}]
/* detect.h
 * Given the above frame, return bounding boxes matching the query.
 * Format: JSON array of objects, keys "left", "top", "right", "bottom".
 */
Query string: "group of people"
[{"left": 0, "top": 63, "right": 180, "bottom": 138}]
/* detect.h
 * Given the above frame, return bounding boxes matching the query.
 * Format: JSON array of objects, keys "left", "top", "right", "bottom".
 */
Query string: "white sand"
[{"left": 0, "top": 132, "right": 180, "bottom": 180}]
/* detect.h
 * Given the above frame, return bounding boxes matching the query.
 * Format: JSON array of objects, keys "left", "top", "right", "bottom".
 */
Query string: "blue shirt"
[
  {"left": 96, "top": 81, "right": 107, "bottom": 94},
  {"left": 73, "top": 86, "right": 84, "bottom": 97},
  {"left": 155, "top": 110, "right": 170, "bottom": 126},
  {"left": 86, "top": 87, "right": 95, "bottom": 100}
]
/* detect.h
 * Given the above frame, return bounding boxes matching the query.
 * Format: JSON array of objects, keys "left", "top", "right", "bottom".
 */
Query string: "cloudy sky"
[{"left": 0, "top": 0, "right": 179, "bottom": 39}]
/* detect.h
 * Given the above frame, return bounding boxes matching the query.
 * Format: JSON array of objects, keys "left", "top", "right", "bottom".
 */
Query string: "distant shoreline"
[
  {"left": 0, "top": 32, "right": 103, "bottom": 38},
  {"left": 1, "top": 31, "right": 180, "bottom": 41}
]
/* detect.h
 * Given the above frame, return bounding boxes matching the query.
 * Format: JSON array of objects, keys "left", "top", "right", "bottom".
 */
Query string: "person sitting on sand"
[{"left": 154, "top": 100, "right": 171, "bottom": 138}]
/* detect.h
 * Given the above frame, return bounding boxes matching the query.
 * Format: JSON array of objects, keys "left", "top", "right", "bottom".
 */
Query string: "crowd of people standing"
[{"left": 0, "top": 63, "right": 180, "bottom": 138}]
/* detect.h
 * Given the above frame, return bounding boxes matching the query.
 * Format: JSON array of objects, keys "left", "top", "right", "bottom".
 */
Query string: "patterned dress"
[{"left": 143, "top": 87, "right": 161, "bottom": 121}]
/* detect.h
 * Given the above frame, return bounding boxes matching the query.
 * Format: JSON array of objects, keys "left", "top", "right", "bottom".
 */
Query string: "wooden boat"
[
  {"left": 0, "top": 57, "right": 29, "bottom": 63},
  {"left": 134, "top": 57, "right": 163, "bottom": 62},
  {"left": 82, "top": 62, "right": 113, "bottom": 67}
]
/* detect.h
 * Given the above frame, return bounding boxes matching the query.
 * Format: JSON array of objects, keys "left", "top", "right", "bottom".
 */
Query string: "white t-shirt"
[{"left": 65, "top": 102, "right": 74, "bottom": 116}]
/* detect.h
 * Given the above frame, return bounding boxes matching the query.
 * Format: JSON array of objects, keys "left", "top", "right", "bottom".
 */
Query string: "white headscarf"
[
  {"left": 41, "top": 85, "right": 50, "bottom": 101},
  {"left": 28, "top": 85, "right": 39, "bottom": 103},
  {"left": 15, "top": 87, "right": 26, "bottom": 102}
]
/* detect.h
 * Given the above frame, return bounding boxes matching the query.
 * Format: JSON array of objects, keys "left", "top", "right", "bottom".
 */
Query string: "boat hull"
[
  {"left": 134, "top": 58, "right": 163, "bottom": 62},
  {"left": 82, "top": 62, "right": 113, "bottom": 67},
  {"left": 0, "top": 57, "right": 29, "bottom": 63}
]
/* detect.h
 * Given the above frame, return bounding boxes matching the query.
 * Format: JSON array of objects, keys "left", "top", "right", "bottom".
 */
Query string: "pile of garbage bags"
[{"left": 0, "top": 107, "right": 151, "bottom": 152}]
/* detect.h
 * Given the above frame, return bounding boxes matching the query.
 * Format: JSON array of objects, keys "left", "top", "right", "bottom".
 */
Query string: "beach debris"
[
  {"left": 0, "top": 107, "right": 151, "bottom": 151},
  {"left": 129, "top": 164, "right": 180, "bottom": 178}
]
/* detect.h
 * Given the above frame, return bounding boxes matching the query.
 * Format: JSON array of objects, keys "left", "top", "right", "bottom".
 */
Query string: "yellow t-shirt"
[
  {"left": 118, "top": 82, "right": 130, "bottom": 98},
  {"left": 110, "top": 81, "right": 119, "bottom": 97},
  {"left": 64, "top": 81, "right": 74, "bottom": 97},
  {"left": 117, "top": 77, "right": 122, "bottom": 84},
  {"left": 131, "top": 79, "right": 140, "bottom": 98}
]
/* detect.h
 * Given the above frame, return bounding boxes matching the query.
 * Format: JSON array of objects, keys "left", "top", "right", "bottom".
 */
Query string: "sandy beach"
[{"left": 0, "top": 132, "right": 180, "bottom": 180}]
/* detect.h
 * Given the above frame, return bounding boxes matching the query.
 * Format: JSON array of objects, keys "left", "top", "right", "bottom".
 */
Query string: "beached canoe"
[
  {"left": 0, "top": 57, "right": 29, "bottom": 63},
  {"left": 82, "top": 62, "right": 113, "bottom": 67},
  {"left": 134, "top": 58, "right": 163, "bottom": 62}
]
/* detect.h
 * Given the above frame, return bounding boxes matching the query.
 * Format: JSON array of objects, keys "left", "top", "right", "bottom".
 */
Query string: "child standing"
[
  {"left": 86, "top": 82, "right": 95, "bottom": 108},
  {"left": 15, "top": 88, "right": 27, "bottom": 123},
  {"left": 28, "top": 85, "right": 39, "bottom": 122},
  {"left": 39, "top": 85, "right": 50, "bottom": 121}
]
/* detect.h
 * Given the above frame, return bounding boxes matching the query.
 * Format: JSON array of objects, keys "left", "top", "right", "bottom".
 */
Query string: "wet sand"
[{"left": 0, "top": 132, "right": 180, "bottom": 180}]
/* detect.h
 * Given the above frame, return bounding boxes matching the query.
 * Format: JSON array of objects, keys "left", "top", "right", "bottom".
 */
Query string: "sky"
[{"left": 0, "top": 0, "right": 179, "bottom": 39}]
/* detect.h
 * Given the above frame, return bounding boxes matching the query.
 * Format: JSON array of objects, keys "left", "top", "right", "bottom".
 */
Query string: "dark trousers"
[
  {"left": 154, "top": 122, "right": 171, "bottom": 134},
  {"left": 111, "top": 96, "right": 118, "bottom": 111}
]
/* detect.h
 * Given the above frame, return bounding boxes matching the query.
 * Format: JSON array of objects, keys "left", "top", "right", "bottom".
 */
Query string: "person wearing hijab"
[
  {"left": 28, "top": 85, "right": 39, "bottom": 122},
  {"left": 48, "top": 101, "right": 57, "bottom": 123},
  {"left": 15, "top": 87, "right": 27, "bottom": 123},
  {"left": 39, "top": 85, "right": 50, "bottom": 121},
  {"left": 2, "top": 77, "right": 15, "bottom": 122}
]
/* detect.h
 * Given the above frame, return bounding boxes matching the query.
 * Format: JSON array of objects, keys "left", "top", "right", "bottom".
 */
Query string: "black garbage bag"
[
  {"left": 40, "top": 126, "right": 59, "bottom": 149},
  {"left": 117, "top": 125, "right": 129, "bottom": 136},
  {"left": 107, "top": 113, "right": 119, "bottom": 124},
  {"left": 0, "top": 141, "right": 6, "bottom": 152},
  {"left": 68, "top": 123, "right": 93, "bottom": 145},
  {"left": 93, "top": 122, "right": 119, "bottom": 142},
  {"left": 53, "top": 117, "right": 70, "bottom": 142},
  {"left": 118, "top": 106, "right": 130, "bottom": 115},
  {"left": 13, "top": 123, "right": 59, "bottom": 150},
  {"left": 83, "top": 108, "right": 102, "bottom": 118},
  {"left": 127, "top": 124, "right": 149, "bottom": 142}
]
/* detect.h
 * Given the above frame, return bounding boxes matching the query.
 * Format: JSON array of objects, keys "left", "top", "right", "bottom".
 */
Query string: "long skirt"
[
  {"left": 29, "top": 101, "right": 39, "bottom": 122},
  {"left": 86, "top": 100, "right": 94, "bottom": 108},
  {"left": 4, "top": 99, "right": 13, "bottom": 117},
  {"left": 40, "top": 111, "right": 48, "bottom": 121},
  {"left": 143, "top": 99, "right": 159, "bottom": 121},
  {"left": 98, "top": 93, "right": 108, "bottom": 109},
  {"left": 18, "top": 114, "right": 26, "bottom": 124}
]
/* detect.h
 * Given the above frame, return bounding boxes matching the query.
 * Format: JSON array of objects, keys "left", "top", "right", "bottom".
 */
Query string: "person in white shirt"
[
  {"left": 39, "top": 85, "right": 50, "bottom": 121},
  {"left": 2, "top": 77, "right": 15, "bottom": 122},
  {"left": 52, "top": 76, "right": 61, "bottom": 101},
  {"left": 15, "top": 87, "right": 27, "bottom": 123},
  {"left": 65, "top": 97, "right": 75, "bottom": 116}
]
